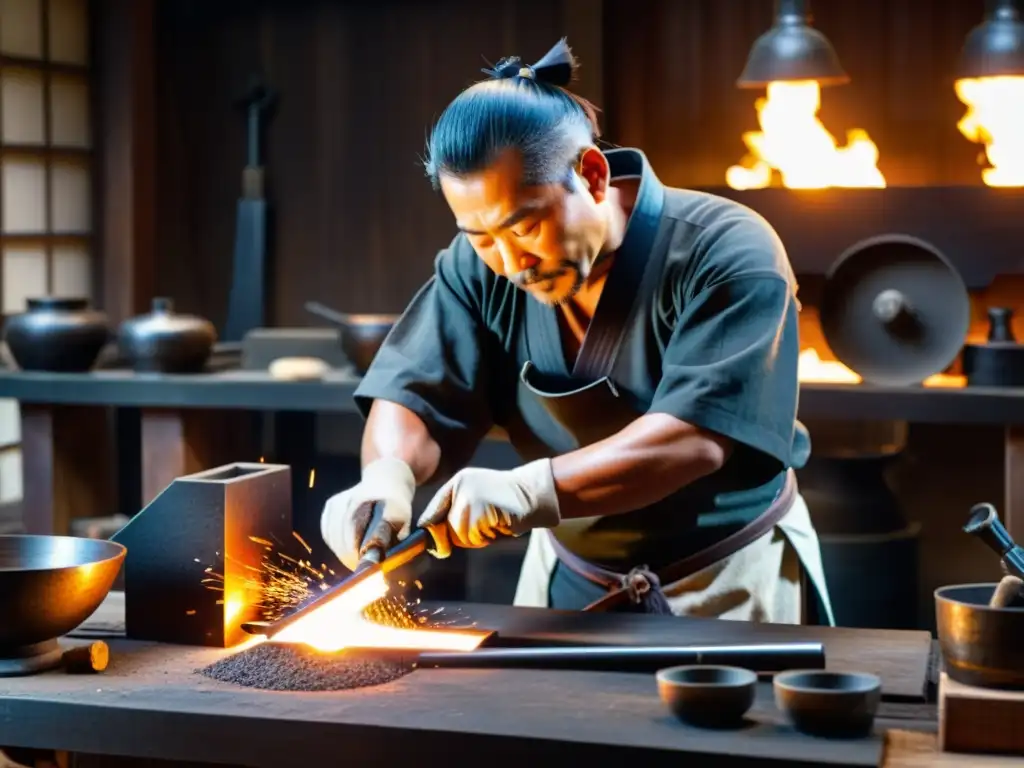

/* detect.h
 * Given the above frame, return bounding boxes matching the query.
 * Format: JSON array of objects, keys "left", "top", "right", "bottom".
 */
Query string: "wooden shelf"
[{"left": 0, "top": 370, "right": 1015, "bottom": 425}]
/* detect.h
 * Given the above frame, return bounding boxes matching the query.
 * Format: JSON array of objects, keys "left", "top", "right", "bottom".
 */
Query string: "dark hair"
[{"left": 424, "top": 39, "right": 601, "bottom": 190}]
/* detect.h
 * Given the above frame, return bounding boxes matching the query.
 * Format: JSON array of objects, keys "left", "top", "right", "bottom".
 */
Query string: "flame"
[
  {"left": 727, "top": 81, "right": 886, "bottom": 190},
  {"left": 198, "top": 531, "right": 487, "bottom": 655},
  {"left": 798, "top": 348, "right": 964, "bottom": 388},
  {"left": 271, "top": 571, "right": 488, "bottom": 653},
  {"left": 798, "top": 348, "right": 861, "bottom": 383},
  {"left": 955, "top": 76, "right": 1024, "bottom": 187}
]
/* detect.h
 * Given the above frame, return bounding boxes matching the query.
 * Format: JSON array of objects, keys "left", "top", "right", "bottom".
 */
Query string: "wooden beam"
[{"left": 94, "top": 0, "right": 157, "bottom": 324}]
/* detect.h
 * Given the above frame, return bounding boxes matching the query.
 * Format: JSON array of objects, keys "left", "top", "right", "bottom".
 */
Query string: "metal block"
[{"left": 111, "top": 462, "right": 291, "bottom": 647}]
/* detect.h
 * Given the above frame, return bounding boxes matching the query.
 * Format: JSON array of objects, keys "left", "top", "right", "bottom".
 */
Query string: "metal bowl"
[
  {"left": 338, "top": 314, "right": 398, "bottom": 375},
  {"left": 304, "top": 301, "right": 397, "bottom": 375},
  {"left": 0, "top": 535, "right": 126, "bottom": 650},
  {"left": 936, "top": 583, "right": 1024, "bottom": 689}
]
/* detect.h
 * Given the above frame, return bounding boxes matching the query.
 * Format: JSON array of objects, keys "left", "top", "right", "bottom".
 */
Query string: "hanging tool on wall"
[{"left": 224, "top": 74, "right": 277, "bottom": 342}]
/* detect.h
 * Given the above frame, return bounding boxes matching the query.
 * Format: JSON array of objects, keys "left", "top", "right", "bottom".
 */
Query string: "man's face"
[{"left": 440, "top": 148, "right": 609, "bottom": 305}]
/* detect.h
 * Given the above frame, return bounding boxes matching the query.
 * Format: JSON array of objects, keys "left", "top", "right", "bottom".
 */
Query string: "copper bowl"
[
  {"left": 935, "top": 583, "right": 1024, "bottom": 689},
  {"left": 304, "top": 301, "right": 397, "bottom": 375},
  {"left": 337, "top": 314, "right": 398, "bottom": 374}
]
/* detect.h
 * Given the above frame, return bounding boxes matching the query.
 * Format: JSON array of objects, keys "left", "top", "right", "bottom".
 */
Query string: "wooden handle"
[
  {"left": 358, "top": 501, "right": 389, "bottom": 565},
  {"left": 990, "top": 575, "right": 1024, "bottom": 608},
  {"left": 62, "top": 641, "right": 109, "bottom": 673}
]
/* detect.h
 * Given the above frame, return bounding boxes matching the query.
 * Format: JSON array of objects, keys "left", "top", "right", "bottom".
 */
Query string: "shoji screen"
[{"left": 0, "top": 0, "right": 90, "bottom": 510}]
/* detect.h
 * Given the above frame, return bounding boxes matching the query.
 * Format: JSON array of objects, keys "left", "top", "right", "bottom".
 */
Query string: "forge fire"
[
  {"left": 955, "top": 74, "right": 1024, "bottom": 187},
  {"left": 195, "top": 534, "right": 488, "bottom": 692},
  {"left": 210, "top": 533, "right": 487, "bottom": 654},
  {"left": 726, "top": 80, "right": 886, "bottom": 191}
]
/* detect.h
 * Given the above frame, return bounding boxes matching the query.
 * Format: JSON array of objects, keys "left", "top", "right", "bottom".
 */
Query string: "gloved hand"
[
  {"left": 320, "top": 456, "right": 417, "bottom": 572},
  {"left": 417, "top": 459, "right": 561, "bottom": 559}
]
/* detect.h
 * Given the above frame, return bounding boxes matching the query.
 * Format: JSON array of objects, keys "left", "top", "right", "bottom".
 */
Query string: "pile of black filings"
[{"left": 197, "top": 643, "right": 412, "bottom": 692}]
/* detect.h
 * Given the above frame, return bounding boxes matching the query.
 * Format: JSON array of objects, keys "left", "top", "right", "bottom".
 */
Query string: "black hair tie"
[{"left": 481, "top": 37, "right": 575, "bottom": 87}]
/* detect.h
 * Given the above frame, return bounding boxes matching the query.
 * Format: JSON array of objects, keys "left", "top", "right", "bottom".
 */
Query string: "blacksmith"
[{"left": 321, "top": 39, "right": 834, "bottom": 624}]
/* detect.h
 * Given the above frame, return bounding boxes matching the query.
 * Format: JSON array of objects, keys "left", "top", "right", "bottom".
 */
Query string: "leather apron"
[
  {"left": 500, "top": 148, "right": 833, "bottom": 625},
  {"left": 510, "top": 363, "right": 835, "bottom": 626}
]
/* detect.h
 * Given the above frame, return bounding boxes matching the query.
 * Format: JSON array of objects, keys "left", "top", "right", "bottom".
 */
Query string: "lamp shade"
[
  {"left": 737, "top": 0, "right": 849, "bottom": 88},
  {"left": 958, "top": 0, "right": 1024, "bottom": 78}
]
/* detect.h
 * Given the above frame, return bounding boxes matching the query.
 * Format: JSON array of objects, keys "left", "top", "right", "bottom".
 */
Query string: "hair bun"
[{"left": 481, "top": 38, "right": 576, "bottom": 87}]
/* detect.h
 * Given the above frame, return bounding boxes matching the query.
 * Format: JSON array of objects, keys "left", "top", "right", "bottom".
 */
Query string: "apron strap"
[{"left": 549, "top": 470, "right": 798, "bottom": 614}]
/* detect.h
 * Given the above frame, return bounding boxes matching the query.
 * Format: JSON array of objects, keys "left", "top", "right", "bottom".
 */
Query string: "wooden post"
[
  {"left": 140, "top": 410, "right": 258, "bottom": 506},
  {"left": 95, "top": 0, "right": 157, "bottom": 325},
  {"left": 1004, "top": 425, "right": 1024, "bottom": 539},
  {"left": 20, "top": 405, "right": 114, "bottom": 535}
]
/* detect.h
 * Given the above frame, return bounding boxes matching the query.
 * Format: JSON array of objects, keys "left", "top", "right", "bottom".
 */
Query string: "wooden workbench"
[
  {"left": 0, "top": 595, "right": 1002, "bottom": 768},
  {"left": 0, "top": 638, "right": 899, "bottom": 767}
]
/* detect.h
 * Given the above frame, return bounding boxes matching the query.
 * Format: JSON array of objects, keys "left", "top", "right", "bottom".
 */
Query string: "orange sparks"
[
  {"left": 271, "top": 571, "right": 487, "bottom": 653},
  {"left": 292, "top": 531, "right": 313, "bottom": 554}
]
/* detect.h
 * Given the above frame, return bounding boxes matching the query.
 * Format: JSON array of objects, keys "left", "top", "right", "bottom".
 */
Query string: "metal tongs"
[{"left": 241, "top": 502, "right": 429, "bottom": 639}]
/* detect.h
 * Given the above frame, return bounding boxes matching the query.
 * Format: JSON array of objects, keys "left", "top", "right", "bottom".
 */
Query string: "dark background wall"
[
  {"left": 145, "top": 0, "right": 1007, "bottom": 630},
  {"left": 151, "top": 0, "right": 988, "bottom": 327}
]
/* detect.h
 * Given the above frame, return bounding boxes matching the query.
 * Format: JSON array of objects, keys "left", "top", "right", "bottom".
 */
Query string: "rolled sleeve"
[{"left": 648, "top": 273, "right": 800, "bottom": 477}]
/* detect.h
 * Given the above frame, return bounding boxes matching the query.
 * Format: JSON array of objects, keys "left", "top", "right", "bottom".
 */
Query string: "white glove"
[
  {"left": 320, "top": 456, "right": 416, "bottom": 572},
  {"left": 417, "top": 459, "right": 561, "bottom": 559}
]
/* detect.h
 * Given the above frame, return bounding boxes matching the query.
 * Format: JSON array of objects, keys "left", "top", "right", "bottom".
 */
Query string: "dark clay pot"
[
  {"left": 118, "top": 297, "right": 216, "bottom": 373},
  {"left": 3, "top": 297, "right": 109, "bottom": 372}
]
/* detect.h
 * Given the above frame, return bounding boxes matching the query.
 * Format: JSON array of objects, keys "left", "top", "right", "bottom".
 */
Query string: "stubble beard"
[{"left": 515, "top": 248, "right": 610, "bottom": 307}]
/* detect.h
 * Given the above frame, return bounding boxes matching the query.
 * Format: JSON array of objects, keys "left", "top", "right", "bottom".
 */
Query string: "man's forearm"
[
  {"left": 361, "top": 400, "right": 442, "bottom": 485},
  {"left": 550, "top": 413, "right": 733, "bottom": 520}
]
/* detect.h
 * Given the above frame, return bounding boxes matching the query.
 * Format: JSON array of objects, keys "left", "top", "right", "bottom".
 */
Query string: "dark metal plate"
[{"left": 820, "top": 235, "right": 970, "bottom": 386}]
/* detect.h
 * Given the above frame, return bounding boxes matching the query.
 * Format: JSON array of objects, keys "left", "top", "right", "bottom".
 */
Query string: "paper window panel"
[
  {"left": 52, "top": 242, "right": 89, "bottom": 299},
  {"left": 0, "top": 399, "right": 19, "bottom": 445},
  {"left": 51, "top": 157, "right": 89, "bottom": 232},
  {"left": 50, "top": 73, "right": 90, "bottom": 148},
  {"left": 0, "top": 446, "right": 22, "bottom": 502},
  {"left": 47, "top": 0, "right": 87, "bottom": 65},
  {"left": 2, "top": 244, "right": 46, "bottom": 312},
  {"left": 1, "top": 67, "right": 44, "bottom": 144},
  {"left": 2, "top": 157, "right": 46, "bottom": 233},
  {"left": 0, "top": 0, "right": 42, "bottom": 59}
]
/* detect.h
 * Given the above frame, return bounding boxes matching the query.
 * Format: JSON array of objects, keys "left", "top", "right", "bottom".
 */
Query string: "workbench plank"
[
  {"left": 75, "top": 595, "right": 933, "bottom": 701},
  {"left": 884, "top": 730, "right": 1024, "bottom": 768},
  {"left": 0, "top": 370, "right": 362, "bottom": 412},
  {"left": 74, "top": 594, "right": 932, "bottom": 701},
  {"left": 436, "top": 602, "right": 934, "bottom": 700},
  {"left": 0, "top": 640, "right": 883, "bottom": 768}
]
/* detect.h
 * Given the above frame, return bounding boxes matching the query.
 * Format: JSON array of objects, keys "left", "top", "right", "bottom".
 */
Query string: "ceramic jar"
[
  {"left": 118, "top": 297, "right": 216, "bottom": 373},
  {"left": 3, "top": 297, "right": 110, "bottom": 372}
]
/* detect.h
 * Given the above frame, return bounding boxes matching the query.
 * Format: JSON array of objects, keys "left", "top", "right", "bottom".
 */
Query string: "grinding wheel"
[{"left": 820, "top": 235, "right": 969, "bottom": 387}]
